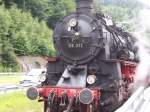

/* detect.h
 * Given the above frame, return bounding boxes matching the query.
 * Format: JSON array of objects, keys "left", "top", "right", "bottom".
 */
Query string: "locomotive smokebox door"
[
  {"left": 53, "top": 11, "right": 103, "bottom": 65},
  {"left": 57, "top": 65, "right": 87, "bottom": 87}
]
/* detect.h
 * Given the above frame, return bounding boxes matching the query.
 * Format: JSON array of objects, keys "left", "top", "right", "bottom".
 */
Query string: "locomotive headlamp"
[
  {"left": 79, "top": 88, "right": 94, "bottom": 104},
  {"left": 75, "top": 32, "right": 80, "bottom": 36},
  {"left": 69, "top": 18, "right": 77, "bottom": 27},
  {"left": 26, "top": 87, "right": 39, "bottom": 100},
  {"left": 39, "top": 72, "right": 46, "bottom": 82},
  {"left": 87, "top": 75, "right": 96, "bottom": 84}
]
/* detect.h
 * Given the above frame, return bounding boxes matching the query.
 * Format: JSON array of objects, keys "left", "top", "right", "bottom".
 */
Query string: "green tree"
[
  {"left": 97, "top": 0, "right": 139, "bottom": 8},
  {"left": 8, "top": 6, "right": 54, "bottom": 56},
  {"left": 5, "top": 0, "right": 75, "bottom": 28},
  {"left": 1, "top": 41, "right": 19, "bottom": 71},
  {"left": 46, "top": 0, "right": 75, "bottom": 28},
  {"left": 2, "top": 0, "right": 14, "bottom": 8},
  {"left": 0, "top": 6, "right": 19, "bottom": 71},
  {"left": 99, "top": 5, "right": 130, "bottom": 21},
  {"left": 0, "top": 5, "right": 55, "bottom": 71},
  {"left": 0, "top": 0, "right": 2, "bottom": 4}
]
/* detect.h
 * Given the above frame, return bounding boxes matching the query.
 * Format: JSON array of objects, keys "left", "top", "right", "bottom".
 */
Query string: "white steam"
[
  {"left": 138, "top": 0, "right": 150, "bottom": 7},
  {"left": 134, "top": 0, "right": 150, "bottom": 88}
]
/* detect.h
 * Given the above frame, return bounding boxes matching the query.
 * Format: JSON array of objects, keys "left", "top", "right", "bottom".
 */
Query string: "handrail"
[{"left": 115, "top": 86, "right": 145, "bottom": 112}]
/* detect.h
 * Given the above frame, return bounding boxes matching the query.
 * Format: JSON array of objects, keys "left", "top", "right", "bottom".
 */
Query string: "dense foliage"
[
  {"left": 0, "top": 0, "right": 75, "bottom": 72},
  {"left": 97, "top": 0, "right": 139, "bottom": 8},
  {"left": 0, "top": 5, "right": 54, "bottom": 72},
  {"left": 96, "top": 0, "right": 140, "bottom": 31},
  {"left": 2, "top": 0, "right": 75, "bottom": 28}
]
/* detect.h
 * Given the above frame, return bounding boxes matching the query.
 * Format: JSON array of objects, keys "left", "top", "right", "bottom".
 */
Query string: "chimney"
[{"left": 75, "top": 0, "right": 94, "bottom": 15}]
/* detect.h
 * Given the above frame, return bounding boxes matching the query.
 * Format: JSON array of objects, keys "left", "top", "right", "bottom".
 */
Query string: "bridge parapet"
[{"left": 115, "top": 86, "right": 150, "bottom": 112}]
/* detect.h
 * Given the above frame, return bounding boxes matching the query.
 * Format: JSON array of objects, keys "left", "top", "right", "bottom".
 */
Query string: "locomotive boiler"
[{"left": 27, "top": 0, "right": 138, "bottom": 112}]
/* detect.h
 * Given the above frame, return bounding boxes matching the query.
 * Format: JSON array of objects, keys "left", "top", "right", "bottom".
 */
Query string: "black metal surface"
[
  {"left": 57, "top": 65, "right": 87, "bottom": 88},
  {"left": 42, "top": 0, "right": 138, "bottom": 111},
  {"left": 75, "top": 0, "right": 94, "bottom": 15},
  {"left": 54, "top": 13, "right": 103, "bottom": 65}
]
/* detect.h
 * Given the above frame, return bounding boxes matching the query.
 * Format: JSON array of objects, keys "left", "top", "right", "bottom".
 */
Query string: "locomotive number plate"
[{"left": 68, "top": 43, "right": 83, "bottom": 48}]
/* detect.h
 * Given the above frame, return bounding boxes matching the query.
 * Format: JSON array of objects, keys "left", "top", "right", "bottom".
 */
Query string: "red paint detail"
[
  {"left": 37, "top": 86, "right": 100, "bottom": 111},
  {"left": 121, "top": 61, "right": 137, "bottom": 82},
  {"left": 38, "top": 86, "right": 100, "bottom": 100},
  {"left": 46, "top": 57, "right": 60, "bottom": 62}
]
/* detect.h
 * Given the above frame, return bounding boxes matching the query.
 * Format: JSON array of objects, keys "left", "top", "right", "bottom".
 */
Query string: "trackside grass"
[
  {"left": 0, "top": 91, "right": 43, "bottom": 112},
  {"left": 0, "top": 75, "right": 21, "bottom": 84}
]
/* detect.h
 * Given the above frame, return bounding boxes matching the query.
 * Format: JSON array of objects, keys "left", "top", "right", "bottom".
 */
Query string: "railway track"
[{"left": 0, "top": 83, "right": 37, "bottom": 95}]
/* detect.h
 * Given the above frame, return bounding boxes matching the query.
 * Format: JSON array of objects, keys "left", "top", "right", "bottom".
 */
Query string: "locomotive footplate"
[{"left": 27, "top": 86, "right": 101, "bottom": 112}]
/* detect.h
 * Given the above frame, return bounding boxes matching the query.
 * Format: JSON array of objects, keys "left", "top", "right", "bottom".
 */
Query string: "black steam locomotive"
[{"left": 27, "top": 0, "right": 138, "bottom": 112}]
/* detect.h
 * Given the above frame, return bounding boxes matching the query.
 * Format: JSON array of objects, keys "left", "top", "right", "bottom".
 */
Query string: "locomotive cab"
[{"left": 53, "top": 12, "right": 104, "bottom": 65}]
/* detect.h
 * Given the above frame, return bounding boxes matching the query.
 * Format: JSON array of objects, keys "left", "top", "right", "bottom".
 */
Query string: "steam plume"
[{"left": 134, "top": 0, "right": 150, "bottom": 88}]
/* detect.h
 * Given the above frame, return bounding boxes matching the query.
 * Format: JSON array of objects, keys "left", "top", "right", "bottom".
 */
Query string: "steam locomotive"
[{"left": 27, "top": 0, "right": 138, "bottom": 112}]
